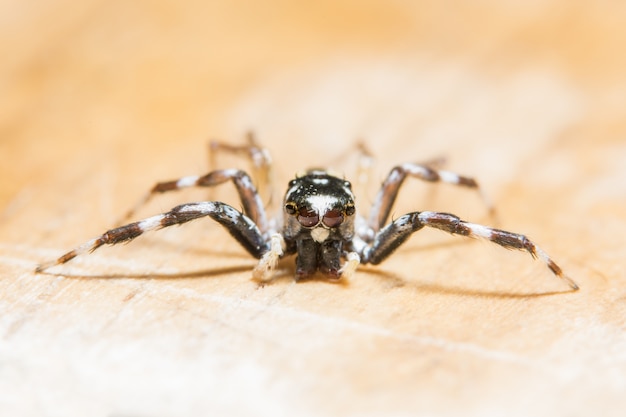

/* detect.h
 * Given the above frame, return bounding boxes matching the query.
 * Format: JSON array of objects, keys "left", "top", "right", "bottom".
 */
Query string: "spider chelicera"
[{"left": 36, "top": 135, "right": 579, "bottom": 291}]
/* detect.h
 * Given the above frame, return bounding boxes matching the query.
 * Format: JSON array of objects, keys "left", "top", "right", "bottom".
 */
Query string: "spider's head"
[{"left": 282, "top": 170, "right": 356, "bottom": 242}]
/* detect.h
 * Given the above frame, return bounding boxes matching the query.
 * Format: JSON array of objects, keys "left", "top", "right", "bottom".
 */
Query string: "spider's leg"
[
  {"left": 252, "top": 232, "right": 286, "bottom": 281},
  {"left": 367, "top": 163, "right": 494, "bottom": 235},
  {"left": 36, "top": 202, "right": 269, "bottom": 273},
  {"left": 360, "top": 211, "right": 578, "bottom": 290},
  {"left": 323, "top": 141, "right": 376, "bottom": 202},
  {"left": 121, "top": 169, "right": 268, "bottom": 233},
  {"left": 339, "top": 251, "right": 361, "bottom": 280},
  {"left": 209, "top": 132, "right": 274, "bottom": 207},
  {"left": 352, "top": 142, "right": 376, "bottom": 207}
]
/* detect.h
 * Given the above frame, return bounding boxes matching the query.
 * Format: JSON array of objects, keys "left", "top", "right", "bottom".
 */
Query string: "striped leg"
[
  {"left": 361, "top": 211, "right": 578, "bottom": 290},
  {"left": 121, "top": 169, "right": 268, "bottom": 233},
  {"left": 366, "top": 163, "right": 494, "bottom": 236},
  {"left": 209, "top": 132, "right": 273, "bottom": 206},
  {"left": 36, "top": 202, "right": 269, "bottom": 272}
]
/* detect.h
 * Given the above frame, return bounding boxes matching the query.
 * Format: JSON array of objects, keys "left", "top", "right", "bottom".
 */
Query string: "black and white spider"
[{"left": 36, "top": 136, "right": 579, "bottom": 290}]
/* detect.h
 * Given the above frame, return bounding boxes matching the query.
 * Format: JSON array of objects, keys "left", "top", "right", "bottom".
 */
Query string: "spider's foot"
[
  {"left": 532, "top": 244, "right": 579, "bottom": 290},
  {"left": 35, "top": 249, "right": 81, "bottom": 273},
  {"left": 35, "top": 262, "right": 54, "bottom": 273},
  {"left": 562, "top": 275, "right": 580, "bottom": 291}
]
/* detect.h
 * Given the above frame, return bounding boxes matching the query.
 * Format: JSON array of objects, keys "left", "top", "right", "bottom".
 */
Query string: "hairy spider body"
[
  {"left": 282, "top": 171, "right": 357, "bottom": 278},
  {"left": 36, "top": 138, "right": 579, "bottom": 291}
]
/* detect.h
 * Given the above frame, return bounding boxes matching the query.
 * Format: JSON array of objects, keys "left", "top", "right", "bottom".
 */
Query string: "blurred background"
[
  {"left": 3, "top": 0, "right": 625, "bottom": 210},
  {"left": 2, "top": 1, "right": 626, "bottom": 416}
]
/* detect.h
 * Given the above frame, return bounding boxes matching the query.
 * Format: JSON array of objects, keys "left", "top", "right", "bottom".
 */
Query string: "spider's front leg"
[
  {"left": 36, "top": 202, "right": 271, "bottom": 273},
  {"left": 360, "top": 211, "right": 579, "bottom": 290}
]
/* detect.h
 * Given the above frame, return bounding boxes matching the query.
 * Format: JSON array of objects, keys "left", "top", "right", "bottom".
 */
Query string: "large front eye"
[
  {"left": 297, "top": 207, "right": 319, "bottom": 227},
  {"left": 285, "top": 202, "right": 297, "bottom": 215},
  {"left": 322, "top": 208, "right": 344, "bottom": 228}
]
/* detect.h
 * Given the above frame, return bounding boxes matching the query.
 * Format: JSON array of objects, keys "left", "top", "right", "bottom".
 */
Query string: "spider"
[{"left": 36, "top": 135, "right": 579, "bottom": 291}]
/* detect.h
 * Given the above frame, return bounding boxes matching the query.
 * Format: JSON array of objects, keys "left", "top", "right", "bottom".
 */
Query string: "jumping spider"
[{"left": 36, "top": 136, "right": 579, "bottom": 291}]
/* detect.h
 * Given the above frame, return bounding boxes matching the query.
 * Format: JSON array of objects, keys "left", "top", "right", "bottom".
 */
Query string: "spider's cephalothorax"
[
  {"left": 36, "top": 135, "right": 579, "bottom": 291},
  {"left": 281, "top": 171, "right": 356, "bottom": 278}
]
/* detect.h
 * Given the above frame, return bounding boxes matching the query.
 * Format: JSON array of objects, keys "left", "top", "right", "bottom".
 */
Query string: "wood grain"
[{"left": 2, "top": 1, "right": 626, "bottom": 416}]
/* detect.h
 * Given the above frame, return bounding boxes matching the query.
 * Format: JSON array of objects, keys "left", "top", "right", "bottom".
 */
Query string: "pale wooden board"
[{"left": 2, "top": 1, "right": 626, "bottom": 416}]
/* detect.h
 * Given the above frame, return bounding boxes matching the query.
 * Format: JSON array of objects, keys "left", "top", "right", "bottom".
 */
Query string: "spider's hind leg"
[
  {"left": 118, "top": 133, "right": 273, "bottom": 226},
  {"left": 209, "top": 132, "right": 274, "bottom": 207}
]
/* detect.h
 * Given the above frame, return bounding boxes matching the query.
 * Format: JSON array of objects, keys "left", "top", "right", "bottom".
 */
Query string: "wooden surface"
[{"left": 2, "top": 1, "right": 626, "bottom": 416}]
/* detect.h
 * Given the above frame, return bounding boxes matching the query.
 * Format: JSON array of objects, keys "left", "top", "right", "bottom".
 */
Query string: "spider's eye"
[
  {"left": 285, "top": 202, "right": 297, "bottom": 215},
  {"left": 322, "top": 208, "right": 343, "bottom": 228},
  {"left": 345, "top": 203, "right": 355, "bottom": 216},
  {"left": 297, "top": 207, "right": 319, "bottom": 227}
]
